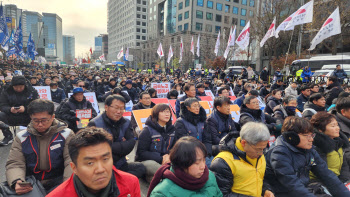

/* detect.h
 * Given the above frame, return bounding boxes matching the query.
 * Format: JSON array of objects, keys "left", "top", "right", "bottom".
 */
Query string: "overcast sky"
[{"left": 8, "top": 0, "right": 108, "bottom": 58}]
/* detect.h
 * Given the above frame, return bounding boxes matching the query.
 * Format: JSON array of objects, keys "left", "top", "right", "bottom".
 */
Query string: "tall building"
[
  {"left": 42, "top": 13, "right": 63, "bottom": 61},
  {"left": 4, "top": 4, "right": 21, "bottom": 32},
  {"left": 107, "top": 0, "right": 148, "bottom": 61},
  {"left": 63, "top": 35, "right": 75, "bottom": 65},
  {"left": 22, "top": 11, "right": 44, "bottom": 56},
  {"left": 93, "top": 35, "right": 103, "bottom": 59},
  {"left": 101, "top": 34, "right": 108, "bottom": 60}
]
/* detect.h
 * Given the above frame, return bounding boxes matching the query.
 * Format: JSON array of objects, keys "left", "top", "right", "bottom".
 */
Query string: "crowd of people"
[{"left": 0, "top": 62, "right": 350, "bottom": 196}]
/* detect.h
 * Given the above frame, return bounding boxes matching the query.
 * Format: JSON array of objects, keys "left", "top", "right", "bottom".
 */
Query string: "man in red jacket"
[{"left": 47, "top": 127, "right": 141, "bottom": 197}]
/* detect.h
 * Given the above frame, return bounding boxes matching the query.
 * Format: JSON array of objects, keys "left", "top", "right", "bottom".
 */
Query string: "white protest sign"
[
  {"left": 121, "top": 90, "right": 134, "bottom": 112},
  {"left": 205, "top": 90, "right": 215, "bottom": 100},
  {"left": 151, "top": 83, "right": 171, "bottom": 98},
  {"left": 34, "top": 86, "right": 52, "bottom": 100},
  {"left": 68, "top": 92, "right": 100, "bottom": 114},
  {"left": 257, "top": 96, "right": 266, "bottom": 111}
]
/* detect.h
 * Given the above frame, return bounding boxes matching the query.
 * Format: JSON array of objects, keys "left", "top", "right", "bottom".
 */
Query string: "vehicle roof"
[{"left": 292, "top": 55, "right": 350, "bottom": 63}]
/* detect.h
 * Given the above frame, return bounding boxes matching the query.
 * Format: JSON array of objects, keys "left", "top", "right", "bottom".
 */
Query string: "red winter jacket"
[{"left": 47, "top": 166, "right": 141, "bottom": 197}]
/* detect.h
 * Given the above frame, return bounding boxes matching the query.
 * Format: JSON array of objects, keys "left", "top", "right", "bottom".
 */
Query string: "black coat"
[
  {"left": 312, "top": 130, "right": 350, "bottom": 183},
  {"left": 272, "top": 104, "right": 296, "bottom": 125},
  {"left": 302, "top": 101, "right": 325, "bottom": 120},
  {"left": 260, "top": 69, "right": 269, "bottom": 81},
  {"left": 130, "top": 102, "right": 156, "bottom": 130},
  {"left": 265, "top": 96, "right": 281, "bottom": 115},
  {"left": 265, "top": 136, "right": 350, "bottom": 197},
  {"left": 233, "top": 84, "right": 242, "bottom": 96},
  {"left": 122, "top": 86, "right": 138, "bottom": 103},
  {"left": 136, "top": 116, "right": 175, "bottom": 163},
  {"left": 259, "top": 87, "right": 270, "bottom": 98},
  {"left": 239, "top": 104, "right": 276, "bottom": 134},
  {"left": 0, "top": 83, "right": 39, "bottom": 125},
  {"left": 325, "top": 82, "right": 342, "bottom": 106}
]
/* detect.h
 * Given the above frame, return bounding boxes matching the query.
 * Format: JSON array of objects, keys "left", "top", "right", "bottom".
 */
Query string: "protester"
[
  {"left": 175, "top": 83, "right": 201, "bottom": 118},
  {"left": 284, "top": 82, "right": 298, "bottom": 98},
  {"left": 265, "top": 116, "right": 350, "bottom": 196},
  {"left": 302, "top": 93, "right": 326, "bottom": 119},
  {"left": 260, "top": 66, "right": 269, "bottom": 82},
  {"left": 332, "top": 64, "right": 348, "bottom": 84},
  {"left": 259, "top": 83, "right": 271, "bottom": 98},
  {"left": 6, "top": 99, "right": 74, "bottom": 194},
  {"left": 264, "top": 90, "right": 282, "bottom": 115},
  {"left": 147, "top": 136, "right": 222, "bottom": 197},
  {"left": 211, "top": 122, "right": 274, "bottom": 197},
  {"left": 237, "top": 83, "right": 252, "bottom": 97},
  {"left": 309, "top": 83, "right": 320, "bottom": 95},
  {"left": 297, "top": 85, "right": 311, "bottom": 112},
  {"left": 88, "top": 95, "right": 145, "bottom": 178},
  {"left": 136, "top": 103, "right": 175, "bottom": 182},
  {"left": 301, "top": 66, "right": 312, "bottom": 83},
  {"left": 310, "top": 112, "right": 350, "bottom": 183},
  {"left": 50, "top": 82, "right": 66, "bottom": 104},
  {"left": 131, "top": 92, "right": 156, "bottom": 136},
  {"left": 233, "top": 89, "right": 258, "bottom": 107},
  {"left": 273, "top": 96, "right": 298, "bottom": 125},
  {"left": 196, "top": 83, "right": 206, "bottom": 96},
  {"left": 271, "top": 79, "right": 284, "bottom": 91},
  {"left": 333, "top": 97, "right": 350, "bottom": 138},
  {"left": 47, "top": 127, "right": 141, "bottom": 197},
  {"left": 325, "top": 76, "right": 343, "bottom": 106}
]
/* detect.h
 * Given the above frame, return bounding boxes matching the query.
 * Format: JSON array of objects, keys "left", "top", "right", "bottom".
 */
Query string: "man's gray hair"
[
  {"left": 240, "top": 122, "right": 270, "bottom": 145},
  {"left": 283, "top": 96, "right": 297, "bottom": 105},
  {"left": 243, "top": 96, "right": 257, "bottom": 105}
]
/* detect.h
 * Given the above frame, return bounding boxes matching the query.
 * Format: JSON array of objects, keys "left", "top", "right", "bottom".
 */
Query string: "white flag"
[
  {"left": 157, "top": 43, "right": 164, "bottom": 58},
  {"left": 224, "top": 26, "right": 236, "bottom": 59},
  {"left": 99, "top": 54, "right": 105, "bottom": 61},
  {"left": 125, "top": 47, "right": 129, "bottom": 60},
  {"left": 285, "top": 0, "right": 314, "bottom": 30},
  {"left": 179, "top": 37, "right": 183, "bottom": 63},
  {"left": 260, "top": 17, "right": 276, "bottom": 47},
  {"left": 167, "top": 45, "right": 173, "bottom": 64},
  {"left": 275, "top": 11, "right": 297, "bottom": 38},
  {"left": 196, "top": 34, "right": 200, "bottom": 57},
  {"left": 236, "top": 21, "right": 250, "bottom": 50},
  {"left": 309, "top": 7, "right": 341, "bottom": 51},
  {"left": 117, "top": 47, "right": 123, "bottom": 59},
  {"left": 214, "top": 30, "right": 220, "bottom": 56},
  {"left": 190, "top": 36, "right": 194, "bottom": 55}
]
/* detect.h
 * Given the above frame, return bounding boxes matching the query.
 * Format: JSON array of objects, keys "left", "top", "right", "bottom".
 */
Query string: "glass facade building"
[
  {"left": 63, "top": 35, "right": 75, "bottom": 65},
  {"left": 42, "top": 13, "right": 63, "bottom": 60}
]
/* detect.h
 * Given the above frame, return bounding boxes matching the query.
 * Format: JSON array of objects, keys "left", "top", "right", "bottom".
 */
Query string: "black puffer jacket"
[
  {"left": 174, "top": 102, "right": 207, "bottom": 142},
  {"left": 239, "top": 104, "right": 276, "bottom": 134},
  {"left": 265, "top": 96, "right": 281, "bottom": 115},
  {"left": 302, "top": 101, "right": 325, "bottom": 120},
  {"left": 136, "top": 116, "right": 175, "bottom": 164},
  {"left": 272, "top": 104, "right": 296, "bottom": 125},
  {"left": 325, "top": 82, "right": 342, "bottom": 106},
  {"left": 58, "top": 96, "right": 97, "bottom": 132},
  {"left": 312, "top": 130, "right": 350, "bottom": 183},
  {"left": 0, "top": 80, "right": 39, "bottom": 126}
]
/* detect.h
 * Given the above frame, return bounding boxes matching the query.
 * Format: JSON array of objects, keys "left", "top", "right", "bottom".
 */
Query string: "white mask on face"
[{"left": 51, "top": 89, "right": 57, "bottom": 92}]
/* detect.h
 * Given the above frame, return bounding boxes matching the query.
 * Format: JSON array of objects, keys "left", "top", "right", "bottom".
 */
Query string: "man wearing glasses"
[
  {"left": 211, "top": 122, "right": 275, "bottom": 197},
  {"left": 88, "top": 95, "right": 146, "bottom": 178},
  {"left": 6, "top": 99, "right": 74, "bottom": 195}
]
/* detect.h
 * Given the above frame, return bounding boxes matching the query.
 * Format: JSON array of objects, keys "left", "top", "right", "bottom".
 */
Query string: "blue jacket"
[
  {"left": 301, "top": 68, "right": 313, "bottom": 83},
  {"left": 297, "top": 94, "right": 309, "bottom": 112},
  {"left": 175, "top": 95, "right": 201, "bottom": 118},
  {"left": 332, "top": 69, "right": 347, "bottom": 80},
  {"left": 51, "top": 88, "right": 66, "bottom": 103},
  {"left": 233, "top": 94, "right": 245, "bottom": 107},
  {"left": 265, "top": 136, "right": 350, "bottom": 197}
]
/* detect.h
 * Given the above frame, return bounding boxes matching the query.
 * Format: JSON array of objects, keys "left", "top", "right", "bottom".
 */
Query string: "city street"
[{"left": 0, "top": 102, "right": 149, "bottom": 196}]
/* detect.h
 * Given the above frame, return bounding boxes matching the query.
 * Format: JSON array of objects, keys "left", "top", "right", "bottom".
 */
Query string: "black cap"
[{"left": 11, "top": 76, "right": 26, "bottom": 86}]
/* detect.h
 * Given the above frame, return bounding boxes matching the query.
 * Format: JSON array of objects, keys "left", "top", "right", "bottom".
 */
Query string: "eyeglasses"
[
  {"left": 32, "top": 116, "right": 52, "bottom": 125},
  {"left": 247, "top": 143, "right": 265, "bottom": 154},
  {"left": 300, "top": 133, "right": 316, "bottom": 139},
  {"left": 108, "top": 105, "right": 125, "bottom": 112},
  {"left": 79, "top": 85, "right": 85, "bottom": 88}
]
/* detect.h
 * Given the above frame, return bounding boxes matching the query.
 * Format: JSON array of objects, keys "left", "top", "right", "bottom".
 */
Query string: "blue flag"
[
  {"left": 9, "top": 30, "right": 14, "bottom": 45},
  {"left": 0, "top": 4, "right": 9, "bottom": 47},
  {"left": 26, "top": 33, "right": 38, "bottom": 60}
]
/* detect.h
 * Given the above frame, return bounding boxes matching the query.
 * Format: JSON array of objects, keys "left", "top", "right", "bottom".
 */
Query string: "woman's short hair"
[
  {"left": 282, "top": 96, "right": 297, "bottom": 105},
  {"left": 170, "top": 136, "right": 207, "bottom": 170},
  {"left": 151, "top": 104, "right": 172, "bottom": 124},
  {"left": 240, "top": 122, "right": 270, "bottom": 145},
  {"left": 282, "top": 116, "right": 313, "bottom": 134},
  {"left": 167, "top": 90, "right": 179, "bottom": 99},
  {"left": 310, "top": 111, "right": 336, "bottom": 132},
  {"left": 309, "top": 93, "right": 323, "bottom": 103}
]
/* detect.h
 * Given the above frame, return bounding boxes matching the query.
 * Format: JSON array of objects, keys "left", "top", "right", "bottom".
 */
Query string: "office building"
[
  {"left": 4, "top": 4, "right": 21, "bottom": 32},
  {"left": 42, "top": 13, "right": 63, "bottom": 61},
  {"left": 107, "top": 0, "right": 148, "bottom": 61},
  {"left": 63, "top": 35, "right": 75, "bottom": 65},
  {"left": 93, "top": 35, "right": 103, "bottom": 59},
  {"left": 101, "top": 34, "right": 108, "bottom": 60},
  {"left": 22, "top": 11, "right": 45, "bottom": 56}
]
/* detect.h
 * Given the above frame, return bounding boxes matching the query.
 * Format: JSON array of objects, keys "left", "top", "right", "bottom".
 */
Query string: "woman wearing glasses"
[
  {"left": 310, "top": 112, "right": 350, "bottom": 184},
  {"left": 136, "top": 104, "right": 176, "bottom": 182},
  {"left": 265, "top": 116, "right": 350, "bottom": 197}
]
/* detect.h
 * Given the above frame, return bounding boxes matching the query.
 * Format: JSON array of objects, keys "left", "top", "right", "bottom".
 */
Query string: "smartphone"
[
  {"left": 18, "top": 182, "right": 32, "bottom": 187},
  {"left": 14, "top": 107, "right": 20, "bottom": 110}
]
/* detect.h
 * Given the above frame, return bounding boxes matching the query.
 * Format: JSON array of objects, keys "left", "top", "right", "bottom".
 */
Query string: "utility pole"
[{"left": 297, "top": 0, "right": 304, "bottom": 57}]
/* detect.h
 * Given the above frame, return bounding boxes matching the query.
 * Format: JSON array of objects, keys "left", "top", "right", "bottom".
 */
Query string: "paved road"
[{"left": 0, "top": 102, "right": 150, "bottom": 196}]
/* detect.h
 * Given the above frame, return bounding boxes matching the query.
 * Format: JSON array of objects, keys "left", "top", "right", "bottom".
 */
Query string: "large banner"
[
  {"left": 199, "top": 96, "right": 213, "bottom": 109},
  {"left": 68, "top": 92, "right": 100, "bottom": 114},
  {"left": 34, "top": 86, "right": 52, "bottom": 100},
  {"left": 199, "top": 101, "right": 212, "bottom": 116},
  {"left": 151, "top": 83, "right": 171, "bottom": 98},
  {"left": 230, "top": 105, "right": 241, "bottom": 123},
  {"left": 205, "top": 90, "right": 215, "bottom": 100}
]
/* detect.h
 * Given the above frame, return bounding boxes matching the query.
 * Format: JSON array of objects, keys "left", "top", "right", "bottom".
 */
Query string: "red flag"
[{"left": 90, "top": 47, "right": 92, "bottom": 54}]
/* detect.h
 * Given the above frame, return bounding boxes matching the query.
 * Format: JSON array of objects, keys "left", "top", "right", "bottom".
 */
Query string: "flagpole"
[{"left": 283, "top": 28, "right": 295, "bottom": 70}]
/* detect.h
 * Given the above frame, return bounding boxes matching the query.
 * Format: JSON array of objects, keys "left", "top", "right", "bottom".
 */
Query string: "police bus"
[{"left": 290, "top": 55, "right": 350, "bottom": 75}]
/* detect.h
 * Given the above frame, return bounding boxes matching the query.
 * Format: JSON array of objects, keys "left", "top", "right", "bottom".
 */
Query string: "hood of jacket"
[
  {"left": 145, "top": 115, "right": 174, "bottom": 134},
  {"left": 303, "top": 101, "right": 325, "bottom": 112},
  {"left": 240, "top": 104, "right": 262, "bottom": 120},
  {"left": 179, "top": 102, "right": 207, "bottom": 126},
  {"left": 27, "top": 119, "right": 68, "bottom": 136},
  {"left": 313, "top": 129, "right": 349, "bottom": 154}
]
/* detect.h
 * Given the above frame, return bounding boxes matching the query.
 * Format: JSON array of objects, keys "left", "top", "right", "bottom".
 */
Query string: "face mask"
[
  {"left": 51, "top": 89, "right": 57, "bottom": 92},
  {"left": 286, "top": 106, "right": 296, "bottom": 112}
]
